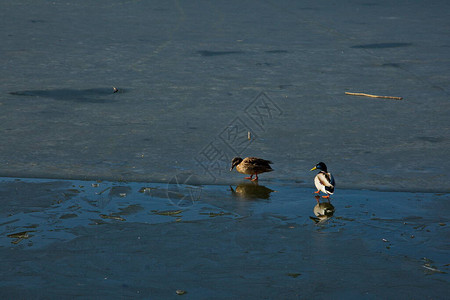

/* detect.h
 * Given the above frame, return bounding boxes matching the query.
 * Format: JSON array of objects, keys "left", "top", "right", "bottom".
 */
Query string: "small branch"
[{"left": 345, "top": 92, "right": 403, "bottom": 100}]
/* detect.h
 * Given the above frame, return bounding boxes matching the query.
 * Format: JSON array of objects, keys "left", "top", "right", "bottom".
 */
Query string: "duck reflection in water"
[
  {"left": 310, "top": 195, "right": 335, "bottom": 224},
  {"left": 229, "top": 181, "right": 274, "bottom": 200}
]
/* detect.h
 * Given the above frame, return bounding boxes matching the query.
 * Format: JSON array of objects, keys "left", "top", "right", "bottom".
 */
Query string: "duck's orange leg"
[
  {"left": 251, "top": 173, "right": 259, "bottom": 181},
  {"left": 322, "top": 195, "right": 330, "bottom": 199},
  {"left": 314, "top": 190, "right": 320, "bottom": 194},
  {"left": 244, "top": 175, "right": 253, "bottom": 180}
]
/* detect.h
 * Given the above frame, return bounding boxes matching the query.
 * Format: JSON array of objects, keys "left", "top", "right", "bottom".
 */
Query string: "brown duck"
[{"left": 230, "top": 157, "right": 273, "bottom": 181}]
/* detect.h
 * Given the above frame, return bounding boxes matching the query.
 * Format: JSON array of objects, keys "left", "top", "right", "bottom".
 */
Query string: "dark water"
[{"left": 0, "top": 177, "right": 449, "bottom": 299}]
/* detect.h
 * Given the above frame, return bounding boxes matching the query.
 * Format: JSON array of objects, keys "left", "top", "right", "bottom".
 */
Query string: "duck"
[
  {"left": 230, "top": 157, "right": 273, "bottom": 181},
  {"left": 310, "top": 162, "right": 335, "bottom": 198}
]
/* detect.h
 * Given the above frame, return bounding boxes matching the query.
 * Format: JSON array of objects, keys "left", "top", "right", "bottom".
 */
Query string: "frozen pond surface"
[
  {"left": 1, "top": 0, "right": 449, "bottom": 191},
  {"left": 0, "top": 177, "right": 449, "bottom": 299},
  {"left": 1, "top": 0, "right": 449, "bottom": 298}
]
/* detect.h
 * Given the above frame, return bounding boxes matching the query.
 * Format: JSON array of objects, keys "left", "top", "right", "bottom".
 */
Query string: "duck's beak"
[{"left": 310, "top": 166, "right": 317, "bottom": 171}]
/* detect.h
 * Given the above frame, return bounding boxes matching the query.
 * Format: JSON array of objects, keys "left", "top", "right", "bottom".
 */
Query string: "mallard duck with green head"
[
  {"left": 310, "top": 162, "right": 335, "bottom": 198},
  {"left": 230, "top": 157, "right": 273, "bottom": 181}
]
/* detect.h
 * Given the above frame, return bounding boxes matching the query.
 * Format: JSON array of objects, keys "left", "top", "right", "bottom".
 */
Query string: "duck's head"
[
  {"left": 310, "top": 162, "right": 327, "bottom": 172},
  {"left": 230, "top": 157, "right": 243, "bottom": 171}
]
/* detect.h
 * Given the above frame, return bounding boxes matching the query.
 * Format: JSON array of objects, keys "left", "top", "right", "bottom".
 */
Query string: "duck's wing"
[
  {"left": 244, "top": 157, "right": 273, "bottom": 172},
  {"left": 245, "top": 157, "right": 273, "bottom": 166},
  {"left": 317, "top": 172, "right": 333, "bottom": 187},
  {"left": 327, "top": 172, "right": 335, "bottom": 187},
  {"left": 246, "top": 157, "right": 273, "bottom": 164},
  {"left": 323, "top": 172, "right": 335, "bottom": 194}
]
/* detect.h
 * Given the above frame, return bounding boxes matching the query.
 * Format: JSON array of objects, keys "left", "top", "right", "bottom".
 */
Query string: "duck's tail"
[{"left": 325, "top": 186, "right": 334, "bottom": 194}]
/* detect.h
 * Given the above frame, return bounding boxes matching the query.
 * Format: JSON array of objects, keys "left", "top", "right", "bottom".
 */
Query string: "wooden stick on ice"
[{"left": 345, "top": 92, "right": 403, "bottom": 100}]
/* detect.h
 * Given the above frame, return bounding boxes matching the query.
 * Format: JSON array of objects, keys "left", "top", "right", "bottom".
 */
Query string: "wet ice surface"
[{"left": 0, "top": 177, "right": 448, "bottom": 299}]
